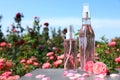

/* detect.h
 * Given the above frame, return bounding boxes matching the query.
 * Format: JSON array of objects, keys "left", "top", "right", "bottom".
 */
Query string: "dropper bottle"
[
  {"left": 64, "top": 25, "right": 78, "bottom": 73},
  {"left": 79, "top": 4, "right": 95, "bottom": 71}
]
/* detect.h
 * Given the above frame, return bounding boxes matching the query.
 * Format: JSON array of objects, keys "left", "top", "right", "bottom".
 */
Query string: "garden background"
[{"left": 0, "top": 0, "right": 120, "bottom": 79}]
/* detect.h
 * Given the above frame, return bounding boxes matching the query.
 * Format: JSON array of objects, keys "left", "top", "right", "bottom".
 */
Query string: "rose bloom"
[
  {"left": 46, "top": 52, "right": 54, "bottom": 57},
  {"left": 6, "top": 60, "right": 13, "bottom": 68},
  {"left": 85, "top": 61, "right": 94, "bottom": 73},
  {"left": 2, "top": 71, "right": 12, "bottom": 78},
  {"left": 57, "top": 54, "right": 64, "bottom": 60},
  {"left": 7, "top": 75, "right": 20, "bottom": 80},
  {"left": 26, "top": 59, "right": 33, "bottom": 64},
  {"left": 44, "top": 22, "right": 49, "bottom": 27},
  {"left": 0, "top": 42, "right": 7, "bottom": 47},
  {"left": 109, "top": 41, "right": 116, "bottom": 46},
  {"left": 33, "top": 62, "right": 39, "bottom": 67},
  {"left": 20, "top": 59, "right": 26, "bottom": 63},
  {"left": 49, "top": 56, "right": 55, "bottom": 60},
  {"left": 42, "top": 62, "right": 51, "bottom": 69},
  {"left": 93, "top": 62, "right": 107, "bottom": 75},
  {"left": 115, "top": 57, "right": 120, "bottom": 63},
  {"left": 53, "top": 60, "right": 62, "bottom": 67}
]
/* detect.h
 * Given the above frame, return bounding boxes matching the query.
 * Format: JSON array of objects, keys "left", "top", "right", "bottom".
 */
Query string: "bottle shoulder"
[{"left": 79, "top": 24, "right": 95, "bottom": 37}]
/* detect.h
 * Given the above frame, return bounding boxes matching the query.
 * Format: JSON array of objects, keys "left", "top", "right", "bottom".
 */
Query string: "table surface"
[{"left": 19, "top": 69, "right": 120, "bottom": 80}]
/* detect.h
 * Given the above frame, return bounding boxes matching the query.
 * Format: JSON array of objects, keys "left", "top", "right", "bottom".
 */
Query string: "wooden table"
[{"left": 19, "top": 69, "right": 120, "bottom": 80}]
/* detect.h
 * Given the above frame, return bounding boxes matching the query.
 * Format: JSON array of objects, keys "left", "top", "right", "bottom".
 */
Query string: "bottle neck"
[{"left": 82, "top": 18, "right": 91, "bottom": 25}]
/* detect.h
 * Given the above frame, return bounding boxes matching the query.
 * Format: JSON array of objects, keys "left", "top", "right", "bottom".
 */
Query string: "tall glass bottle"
[
  {"left": 79, "top": 4, "right": 95, "bottom": 71},
  {"left": 64, "top": 25, "right": 77, "bottom": 73}
]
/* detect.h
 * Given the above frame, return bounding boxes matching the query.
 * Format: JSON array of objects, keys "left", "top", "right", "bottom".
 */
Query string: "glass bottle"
[
  {"left": 79, "top": 4, "right": 95, "bottom": 71},
  {"left": 64, "top": 25, "right": 78, "bottom": 73}
]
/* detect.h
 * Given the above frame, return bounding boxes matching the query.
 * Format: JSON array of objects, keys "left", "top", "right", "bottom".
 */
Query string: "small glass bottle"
[
  {"left": 64, "top": 25, "right": 78, "bottom": 73},
  {"left": 79, "top": 4, "right": 95, "bottom": 71}
]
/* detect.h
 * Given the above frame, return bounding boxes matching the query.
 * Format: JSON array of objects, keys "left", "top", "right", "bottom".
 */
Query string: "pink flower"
[
  {"left": 20, "top": 59, "right": 26, "bottom": 63},
  {"left": 6, "top": 60, "right": 13, "bottom": 68},
  {"left": 93, "top": 62, "right": 107, "bottom": 75},
  {"left": 109, "top": 41, "right": 116, "bottom": 46},
  {"left": 2, "top": 71, "right": 12, "bottom": 78},
  {"left": 49, "top": 56, "right": 55, "bottom": 60},
  {"left": 25, "top": 73, "right": 32, "bottom": 77},
  {"left": 42, "top": 62, "right": 51, "bottom": 69},
  {"left": 0, "top": 42, "right": 7, "bottom": 47},
  {"left": 7, "top": 75, "right": 20, "bottom": 80},
  {"left": 0, "top": 58, "right": 5, "bottom": 63},
  {"left": 42, "top": 77, "right": 50, "bottom": 80},
  {"left": 57, "top": 54, "right": 64, "bottom": 60},
  {"left": 26, "top": 59, "right": 33, "bottom": 64},
  {"left": 85, "top": 61, "right": 94, "bottom": 73},
  {"left": 0, "top": 62, "right": 4, "bottom": 70},
  {"left": 46, "top": 52, "right": 54, "bottom": 57},
  {"left": 33, "top": 62, "right": 39, "bottom": 67},
  {"left": 53, "top": 60, "right": 62, "bottom": 67},
  {"left": 115, "top": 57, "right": 120, "bottom": 63}
]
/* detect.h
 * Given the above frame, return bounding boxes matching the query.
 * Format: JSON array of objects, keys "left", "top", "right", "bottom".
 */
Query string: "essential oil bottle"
[
  {"left": 79, "top": 4, "right": 95, "bottom": 71},
  {"left": 64, "top": 25, "right": 78, "bottom": 73}
]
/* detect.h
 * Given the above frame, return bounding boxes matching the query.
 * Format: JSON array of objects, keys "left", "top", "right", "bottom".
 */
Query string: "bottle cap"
[
  {"left": 66, "top": 25, "right": 74, "bottom": 39},
  {"left": 82, "top": 4, "right": 90, "bottom": 18}
]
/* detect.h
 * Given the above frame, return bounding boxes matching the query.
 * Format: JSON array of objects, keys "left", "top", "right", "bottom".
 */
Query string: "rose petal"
[
  {"left": 96, "top": 74, "right": 106, "bottom": 79},
  {"left": 82, "top": 73, "right": 90, "bottom": 77},
  {"left": 110, "top": 73, "right": 119, "bottom": 78},
  {"left": 69, "top": 76, "right": 78, "bottom": 80},
  {"left": 35, "top": 74, "right": 45, "bottom": 79},
  {"left": 25, "top": 73, "right": 32, "bottom": 77},
  {"left": 74, "top": 73, "right": 82, "bottom": 78},
  {"left": 66, "top": 73, "right": 75, "bottom": 77}
]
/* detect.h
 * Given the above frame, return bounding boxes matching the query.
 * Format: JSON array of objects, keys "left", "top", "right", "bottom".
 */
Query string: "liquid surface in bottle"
[
  {"left": 79, "top": 24, "right": 95, "bottom": 71},
  {"left": 64, "top": 39, "right": 77, "bottom": 73}
]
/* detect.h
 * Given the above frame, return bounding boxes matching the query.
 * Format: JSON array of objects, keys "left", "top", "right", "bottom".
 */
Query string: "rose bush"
[{"left": 0, "top": 12, "right": 120, "bottom": 79}]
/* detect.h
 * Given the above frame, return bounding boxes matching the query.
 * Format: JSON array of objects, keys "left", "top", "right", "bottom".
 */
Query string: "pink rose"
[
  {"left": 42, "top": 62, "right": 51, "bottom": 69},
  {"left": 93, "top": 62, "right": 107, "bottom": 74},
  {"left": 85, "top": 61, "right": 94, "bottom": 73},
  {"left": 49, "top": 56, "right": 55, "bottom": 60},
  {"left": 26, "top": 60, "right": 33, "bottom": 64},
  {"left": 20, "top": 59, "right": 26, "bottom": 63},
  {"left": 0, "top": 42, "right": 7, "bottom": 47},
  {"left": 7, "top": 43, "right": 12, "bottom": 48},
  {"left": 46, "top": 52, "right": 54, "bottom": 57},
  {"left": 2, "top": 71, "right": 12, "bottom": 78},
  {"left": 53, "top": 60, "right": 62, "bottom": 67},
  {"left": 0, "top": 58, "right": 5, "bottom": 63},
  {"left": 0, "top": 62, "right": 4, "bottom": 70},
  {"left": 115, "top": 57, "right": 120, "bottom": 63},
  {"left": 33, "top": 62, "right": 39, "bottom": 67},
  {"left": 57, "top": 54, "right": 64, "bottom": 60},
  {"left": 109, "top": 41, "right": 116, "bottom": 46},
  {"left": 6, "top": 60, "right": 13, "bottom": 68}
]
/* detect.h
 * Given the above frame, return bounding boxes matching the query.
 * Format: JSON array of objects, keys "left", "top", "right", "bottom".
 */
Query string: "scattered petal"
[
  {"left": 95, "top": 77, "right": 105, "bottom": 80},
  {"left": 66, "top": 73, "right": 75, "bottom": 77},
  {"left": 25, "top": 73, "right": 32, "bottom": 77},
  {"left": 96, "top": 74, "right": 106, "bottom": 79},
  {"left": 35, "top": 74, "right": 45, "bottom": 79},
  {"left": 82, "top": 73, "right": 90, "bottom": 77},
  {"left": 110, "top": 73, "right": 119, "bottom": 78},
  {"left": 74, "top": 73, "right": 82, "bottom": 78}
]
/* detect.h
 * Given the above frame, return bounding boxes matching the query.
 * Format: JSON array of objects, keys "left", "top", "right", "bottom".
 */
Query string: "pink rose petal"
[
  {"left": 66, "top": 73, "right": 75, "bottom": 77},
  {"left": 25, "top": 73, "right": 32, "bottom": 77},
  {"left": 35, "top": 74, "right": 45, "bottom": 79},
  {"left": 96, "top": 74, "right": 106, "bottom": 79},
  {"left": 82, "top": 73, "right": 90, "bottom": 77},
  {"left": 110, "top": 73, "right": 120, "bottom": 78}
]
